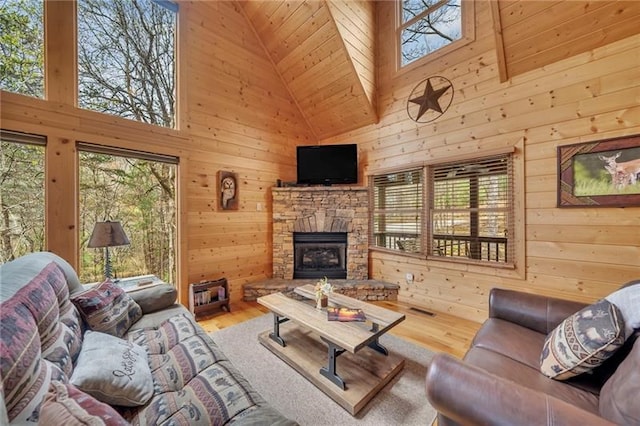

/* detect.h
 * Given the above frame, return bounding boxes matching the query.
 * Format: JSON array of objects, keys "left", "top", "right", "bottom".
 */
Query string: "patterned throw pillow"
[
  {"left": 39, "top": 381, "right": 130, "bottom": 425},
  {"left": 71, "top": 280, "right": 142, "bottom": 337},
  {"left": 540, "top": 299, "right": 626, "bottom": 380},
  {"left": 70, "top": 331, "right": 153, "bottom": 407}
]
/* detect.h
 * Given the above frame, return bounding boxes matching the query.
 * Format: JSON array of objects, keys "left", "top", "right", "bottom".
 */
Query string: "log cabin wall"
[
  {"left": 0, "top": 1, "right": 315, "bottom": 305},
  {"left": 320, "top": 1, "right": 640, "bottom": 322}
]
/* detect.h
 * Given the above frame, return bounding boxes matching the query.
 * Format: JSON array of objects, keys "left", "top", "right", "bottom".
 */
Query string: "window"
[
  {"left": 430, "top": 155, "right": 513, "bottom": 263},
  {"left": 0, "top": 0, "right": 44, "bottom": 98},
  {"left": 0, "top": 130, "right": 45, "bottom": 262},
  {"left": 77, "top": 0, "right": 177, "bottom": 128},
  {"left": 370, "top": 153, "right": 514, "bottom": 266},
  {"left": 398, "top": 0, "right": 465, "bottom": 68},
  {"left": 371, "top": 169, "right": 423, "bottom": 254},
  {"left": 78, "top": 144, "right": 177, "bottom": 284}
]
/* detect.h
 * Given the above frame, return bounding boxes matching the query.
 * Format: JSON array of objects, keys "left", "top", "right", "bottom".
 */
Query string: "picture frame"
[
  {"left": 218, "top": 170, "right": 239, "bottom": 211},
  {"left": 557, "top": 134, "right": 640, "bottom": 207}
]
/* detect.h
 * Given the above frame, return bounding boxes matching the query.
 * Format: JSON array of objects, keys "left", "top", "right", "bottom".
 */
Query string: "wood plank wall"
[
  {"left": 320, "top": 1, "right": 640, "bottom": 322},
  {"left": 0, "top": 1, "right": 315, "bottom": 305}
]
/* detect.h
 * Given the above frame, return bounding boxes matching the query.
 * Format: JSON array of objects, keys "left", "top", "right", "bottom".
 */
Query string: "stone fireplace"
[{"left": 272, "top": 186, "right": 369, "bottom": 280}]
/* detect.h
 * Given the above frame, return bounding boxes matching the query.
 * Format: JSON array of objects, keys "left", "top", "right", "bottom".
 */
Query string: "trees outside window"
[
  {"left": 79, "top": 148, "right": 177, "bottom": 284},
  {"left": 0, "top": 131, "right": 45, "bottom": 263},
  {"left": 399, "top": 0, "right": 464, "bottom": 67},
  {"left": 77, "top": 0, "right": 177, "bottom": 128},
  {"left": 0, "top": 0, "right": 44, "bottom": 97}
]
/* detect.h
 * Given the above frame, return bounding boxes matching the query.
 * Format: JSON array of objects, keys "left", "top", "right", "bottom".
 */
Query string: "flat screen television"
[{"left": 296, "top": 144, "right": 358, "bottom": 186}]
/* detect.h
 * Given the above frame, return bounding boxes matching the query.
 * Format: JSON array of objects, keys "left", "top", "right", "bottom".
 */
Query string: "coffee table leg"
[
  {"left": 319, "top": 339, "right": 346, "bottom": 390},
  {"left": 368, "top": 323, "right": 389, "bottom": 355},
  {"left": 269, "top": 313, "right": 288, "bottom": 347}
]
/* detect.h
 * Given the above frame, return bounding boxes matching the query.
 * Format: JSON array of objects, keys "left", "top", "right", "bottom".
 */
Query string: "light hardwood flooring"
[{"left": 198, "top": 299, "right": 482, "bottom": 359}]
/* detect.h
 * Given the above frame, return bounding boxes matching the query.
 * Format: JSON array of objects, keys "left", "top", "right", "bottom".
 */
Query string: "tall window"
[
  {"left": 0, "top": 130, "right": 45, "bottom": 262},
  {"left": 78, "top": 145, "right": 177, "bottom": 284},
  {"left": 370, "top": 153, "right": 514, "bottom": 266},
  {"left": 0, "top": 0, "right": 44, "bottom": 98},
  {"left": 77, "top": 0, "right": 177, "bottom": 128},
  {"left": 399, "top": 0, "right": 465, "bottom": 68}
]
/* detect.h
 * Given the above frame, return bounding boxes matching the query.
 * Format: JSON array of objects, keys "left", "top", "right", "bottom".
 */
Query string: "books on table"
[{"left": 327, "top": 306, "right": 366, "bottom": 322}]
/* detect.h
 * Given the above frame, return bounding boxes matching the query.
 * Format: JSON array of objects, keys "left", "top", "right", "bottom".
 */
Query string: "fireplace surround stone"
[{"left": 272, "top": 186, "right": 368, "bottom": 280}]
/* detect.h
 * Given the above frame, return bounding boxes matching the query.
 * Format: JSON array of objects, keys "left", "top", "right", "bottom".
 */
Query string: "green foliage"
[
  {"left": 0, "top": 139, "right": 45, "bottom": 262},
  {"left": 0, "top": 0, "right": 44, "bottom": 97},
  {"left": 79, "top": 152, "right": 176, "bottom": 284}
]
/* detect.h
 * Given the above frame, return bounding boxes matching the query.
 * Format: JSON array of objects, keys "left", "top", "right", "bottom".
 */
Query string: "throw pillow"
[
  {"left": 605, "top": 280, "right": 640, "bottom": 339},
  {"left": 540, "top": 298, "right": 625, "bottom": 380},
  {"left": 39, "top": 381, "right": 130, "bottom": 426},
  {"left": 599, "top": 335, "right": 640, "bottom": 424},
  {"left": 71, "top": 280, "right": 142, "bottom": 337},
  {"left": 125, "top": 283, "right": 177, "bottom": 314},
  {"left": 70, "top": 330, "right": 153, "bottom": 407}
]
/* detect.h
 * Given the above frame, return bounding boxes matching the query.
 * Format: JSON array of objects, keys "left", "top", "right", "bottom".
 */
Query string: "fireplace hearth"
[{"left": 294, "top": 232, "right": 347, "bottom": 279}]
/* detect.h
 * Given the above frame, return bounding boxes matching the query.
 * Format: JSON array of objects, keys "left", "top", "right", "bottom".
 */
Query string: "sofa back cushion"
[
  {"left": 599, "top": 334, "right": 640, "bottom": 424},
  {"left": 0, "top": 254, "right": 84, "bottom": 424}
]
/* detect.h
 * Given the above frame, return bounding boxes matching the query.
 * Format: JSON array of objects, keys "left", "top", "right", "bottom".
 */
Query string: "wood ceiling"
[
  {"left": 240, "top": 0, "right": 640, "bottom": 140},
  {"left": 240, "top": 0, "right": 377, "bottom": 140}
]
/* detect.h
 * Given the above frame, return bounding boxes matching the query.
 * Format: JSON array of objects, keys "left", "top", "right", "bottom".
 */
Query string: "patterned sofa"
[{"left": 0, "top": 252, "right": 295, "bottom": 425}]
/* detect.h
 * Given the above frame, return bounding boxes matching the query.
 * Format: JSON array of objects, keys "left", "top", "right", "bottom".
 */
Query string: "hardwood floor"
[{"left": 197, "top": 299, "right": 482, "bottom": 359}]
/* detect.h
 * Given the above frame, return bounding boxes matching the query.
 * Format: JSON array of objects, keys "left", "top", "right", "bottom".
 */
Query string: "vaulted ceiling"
[
  {"left": 240, "top": 0, "right": 640, "bottom": 141},
  {"left": 240, "top": 1, "right": 377, "bottom": 140}
]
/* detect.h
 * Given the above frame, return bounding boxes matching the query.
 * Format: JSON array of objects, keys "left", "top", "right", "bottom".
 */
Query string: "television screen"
[{"left": 296, "top": 144, "right": 358, "bottom": 185}]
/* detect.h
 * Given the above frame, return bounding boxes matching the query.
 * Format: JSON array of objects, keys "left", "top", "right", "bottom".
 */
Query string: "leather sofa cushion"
[
  {"left": 599, "top": 336, "right": 640, "bottom": 424},
  {"left": 464, "top": 346, "right": 600, "bottom": 415},
  {"left": 471, "top": 318, "right": 547, "bottom": 370}
]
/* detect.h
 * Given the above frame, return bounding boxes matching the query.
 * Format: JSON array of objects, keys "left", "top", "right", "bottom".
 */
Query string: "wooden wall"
[
  {"left": 0, "top": 1, "right": 315, "bottom": 305},
  {"left": 2, "top": 1, "right": 639, "bottom": 322},
  {"left": 321, "top": 1, "right": 640, "bottom": 322}
]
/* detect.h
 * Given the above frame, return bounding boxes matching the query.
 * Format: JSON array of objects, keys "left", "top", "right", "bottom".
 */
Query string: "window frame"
[
  {"left": 396, "top": 0, "right": 475, "bottom": 72},
  {"left": 369, "top": 149, "right": 518, "bottom": 270}
]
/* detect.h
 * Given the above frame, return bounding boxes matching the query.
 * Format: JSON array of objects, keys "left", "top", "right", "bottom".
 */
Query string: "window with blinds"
[
  {"left": 429, "top": 154, "right": 513, "bottom": 264},
  {"left": 370, "top": 169, "right": 423, "bottom": 253}
]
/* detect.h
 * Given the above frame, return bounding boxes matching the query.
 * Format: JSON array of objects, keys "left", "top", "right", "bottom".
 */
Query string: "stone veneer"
[{"left": 272, "top": 186, "right": 369, "bottom": 280}]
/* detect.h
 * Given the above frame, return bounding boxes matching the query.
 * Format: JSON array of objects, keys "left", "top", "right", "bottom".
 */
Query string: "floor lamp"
[{"left": 87, "top": 221, "right": 130, "bottom": 279}]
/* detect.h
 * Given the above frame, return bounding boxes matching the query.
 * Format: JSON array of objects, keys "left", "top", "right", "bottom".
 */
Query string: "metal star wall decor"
[{"left": 406, "top": 76, "right": 454, "bottom": 123}]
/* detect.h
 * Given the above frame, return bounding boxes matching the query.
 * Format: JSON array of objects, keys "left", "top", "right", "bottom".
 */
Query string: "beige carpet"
[{"left": 210, "top": 314, "right": 437, "bottom": 426}]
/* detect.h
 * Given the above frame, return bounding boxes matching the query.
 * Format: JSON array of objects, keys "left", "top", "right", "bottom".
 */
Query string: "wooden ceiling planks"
[
  {"left": 240, "top": 0, "right": 377, "bottom": 140},
  {"left": 495, "top": 0, "right": 640, "bottom": 80}
]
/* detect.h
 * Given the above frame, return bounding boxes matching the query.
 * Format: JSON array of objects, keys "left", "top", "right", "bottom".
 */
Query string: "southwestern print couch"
[{"left": 0, "top": 251, "right": 295, "bottom": 425}]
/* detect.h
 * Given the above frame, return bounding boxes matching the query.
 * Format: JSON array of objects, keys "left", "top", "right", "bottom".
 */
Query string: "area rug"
[{"left": 210, "top": 314, "right": 437, "bottom": 425}]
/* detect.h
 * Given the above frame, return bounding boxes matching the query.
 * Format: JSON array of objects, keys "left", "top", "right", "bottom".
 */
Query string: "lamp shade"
[{"left": 87, "top": 221, "right": 130, "bottom": 248}]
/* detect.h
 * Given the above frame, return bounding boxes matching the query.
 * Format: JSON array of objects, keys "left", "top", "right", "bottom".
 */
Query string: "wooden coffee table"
[{"left": 257, "top": 284, "right": 406, "bottom": 415}]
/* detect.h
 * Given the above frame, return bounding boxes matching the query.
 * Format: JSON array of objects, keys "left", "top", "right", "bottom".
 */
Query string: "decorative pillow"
[
  {"left": 125, "top": 283, "right": 177, "bottom": 314},
  {"left": 599, "top": 335, "right": 640, "bottom": 424},
  {"left": 70, "top": 331, "right": 153, "bottom": 407},
  {"left": 71, "top": 280, "right": 142, "bottom": 337},
  {"left": 39, "top": 381, "right": 130, "bottom": 425},
  {"left": 605, "top": 280, "right": 640, "bottom": 339},
  {"left": 540, "top": 298, "right": 625, "bottom": 380}
]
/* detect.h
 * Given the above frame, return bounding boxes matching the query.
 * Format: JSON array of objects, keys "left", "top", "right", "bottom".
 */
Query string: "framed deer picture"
[{"left": 558, "top": 134, "right": 640, "bottom": 207}]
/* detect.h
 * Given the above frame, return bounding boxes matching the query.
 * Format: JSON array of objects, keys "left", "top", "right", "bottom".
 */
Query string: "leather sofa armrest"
[
  {"left": 489, "top": 288, "right": 587, "bottom": 334},
  {"left": 425, "top": 353, "right": 613, "bottom": 426}
]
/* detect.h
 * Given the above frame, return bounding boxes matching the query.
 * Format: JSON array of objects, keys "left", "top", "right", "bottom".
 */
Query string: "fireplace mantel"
[{"left": 272, "top": 186, "right": 369, "bottom": 280}]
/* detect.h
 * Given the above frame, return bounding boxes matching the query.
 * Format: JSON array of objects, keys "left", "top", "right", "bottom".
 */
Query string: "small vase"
[{"left": 316, "top": 296, "right": 328, "bottom": 309}]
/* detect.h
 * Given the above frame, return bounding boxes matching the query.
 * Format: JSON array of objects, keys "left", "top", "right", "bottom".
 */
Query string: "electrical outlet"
[{"left": 405, "top": 273, "right": 414, "bottom": 284}]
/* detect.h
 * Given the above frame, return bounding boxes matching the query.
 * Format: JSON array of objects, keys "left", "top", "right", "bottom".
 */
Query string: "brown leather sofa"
[{"left": 425, "top": 288, "right": 638, "bottom": 425}]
